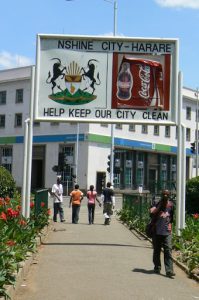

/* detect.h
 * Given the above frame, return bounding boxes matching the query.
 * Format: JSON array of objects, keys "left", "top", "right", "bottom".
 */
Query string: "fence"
[
  {"left": 122, "top": 190, "right": 152, "bottom": 220},
  {"left": 34, "top": 189, "right": 49, "bottom": 215}
]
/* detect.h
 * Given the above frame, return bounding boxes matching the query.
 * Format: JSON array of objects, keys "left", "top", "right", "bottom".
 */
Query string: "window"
[
  {"left": 100, "top": 123, "right": 108, "bottom": 127},
  {"left": 0, "top": 115, "right": 5, "bottom": 128},
  {"left": 186, "top": 107, "right": 191, "bottom": 120},
  {"left": 16, "top": 89, "right": 23, "bottom": 103},
  {"left": 59, "top": 146, "right": 74, "bottom": 186},
  {"left": 1, "top": 147, "right": 12, "bottom": 173},
  {"left": 124, "top": 168, "right": 132, "bottom": 188},
  {"left": 129, "top": 124, "right": 136, "bottom": 132},
  {"left": 63, "top": 145, "right": 74, "bottom": 156},
  {"left": 142, "top": 124, "right": 148, "bottom": 134},
  {"left": 165, "top": 126, "right": 170, "bottom": 137},
  {"left": 15, "top": 113, "right": 22, "bottom": 127},
  {"left": 154, "top": 125, "right": 159, "bottom": 136},
  {"left": 33, "top": 121, "right": 40, "bottom": 127},
  {"left": 186, "top": 128, "right": 191, "bottom": 141},
  {"left": 0, "top": 91, "right": 6, "bottom": 104},
  {"left": 115, "top": 124, "right": 122, "bottom": 129}
]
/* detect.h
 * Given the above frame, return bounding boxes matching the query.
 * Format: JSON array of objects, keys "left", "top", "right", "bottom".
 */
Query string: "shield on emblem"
[{"left": 65, "top": 75, "right": 82, "bottom": 95}]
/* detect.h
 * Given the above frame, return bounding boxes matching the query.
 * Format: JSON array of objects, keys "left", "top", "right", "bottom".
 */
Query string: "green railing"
[
  {"left": 34, "top": 189, "right": 49, "bottom": 215},
  {"left": 122, "top": 191, "right": 152, "bottom": 220}
]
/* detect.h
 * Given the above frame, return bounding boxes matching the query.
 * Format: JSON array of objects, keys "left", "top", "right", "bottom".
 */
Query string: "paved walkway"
[{"left": 14, "top": 197, "right": 199, "bottom": 300}]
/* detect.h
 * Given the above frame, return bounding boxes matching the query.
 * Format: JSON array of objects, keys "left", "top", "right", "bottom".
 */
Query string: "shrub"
[
  {"left": 0, "top": 166, "right": 16, "bottom": 198},
  {"left": 0, "top": 196, "right": 51, "bottom": 299},
  {"left": 186, "top": 177, "right": 199, "bottom": 214}
]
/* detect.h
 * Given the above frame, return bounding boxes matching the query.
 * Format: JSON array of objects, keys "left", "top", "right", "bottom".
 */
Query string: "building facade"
[{"left": 0, "top": 66, "right": 196, "bottom": 194}]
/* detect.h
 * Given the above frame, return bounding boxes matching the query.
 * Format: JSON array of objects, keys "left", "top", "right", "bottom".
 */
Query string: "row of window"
[
  {"left": 0, "top": 114, "right": 22, "bottom": 127},
  {"left": 0, "top": 88, "right": 197, "bottom": 121},
  {"left": 0, "top": 89, "right": 23, "bottom": 104},
  {"left": 0, "top": 114, "right": 193, "bottom": 141},
  {"left": 0, "top": 89, "right": 196, "bottom": 120},
  {"left": 103, "top": 123, "right": 192, "bottom": 141},
  {"left": 0, "top": 86, "right": 194, "bottom": 141}
]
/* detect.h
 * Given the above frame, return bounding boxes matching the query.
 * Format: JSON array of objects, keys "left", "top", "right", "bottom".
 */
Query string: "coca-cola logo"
[{"left": 138, "top": 65, "right": 150, "bottom": 99}]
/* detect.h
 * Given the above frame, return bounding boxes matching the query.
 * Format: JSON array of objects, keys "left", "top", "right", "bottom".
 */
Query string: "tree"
[
  {"left": 0, "top": 166, "right": 16, "bottom": 198},
  {"left": 186, "top": 176, "right": 199, "bottom": 214}
]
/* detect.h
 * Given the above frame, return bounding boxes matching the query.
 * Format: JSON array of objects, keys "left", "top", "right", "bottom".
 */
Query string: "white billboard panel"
[{"left": 34, "top": 34, "right": 178, "bottom": 124}]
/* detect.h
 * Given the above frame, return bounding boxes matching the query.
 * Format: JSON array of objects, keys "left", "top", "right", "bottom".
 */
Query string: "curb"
[{"left": 0, "top": 221, "right": 53, "bottom": 300}]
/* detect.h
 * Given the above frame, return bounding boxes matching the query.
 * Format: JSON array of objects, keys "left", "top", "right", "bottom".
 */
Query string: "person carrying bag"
[{"left": 149, "top": 190, "right": 175, "bottom": 278}]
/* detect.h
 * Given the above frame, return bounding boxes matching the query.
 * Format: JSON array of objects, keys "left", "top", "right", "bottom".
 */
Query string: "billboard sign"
[{"left": 34, "top": 34, "right": 178, "bottom": 124}]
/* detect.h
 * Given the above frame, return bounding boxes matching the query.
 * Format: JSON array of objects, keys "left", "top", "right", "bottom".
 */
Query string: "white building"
[{"left": 0, "top": 66, "right": 197, "bottom": 194}]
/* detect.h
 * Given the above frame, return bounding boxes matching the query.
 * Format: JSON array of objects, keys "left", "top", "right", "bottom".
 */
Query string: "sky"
[{"left": 0, "top": 0, "right": 199, "bottom": 89}]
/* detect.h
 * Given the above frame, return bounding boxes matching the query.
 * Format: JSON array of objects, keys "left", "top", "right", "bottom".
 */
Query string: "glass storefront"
[{"left": 113, "top": 148, "right": 177, "bottom": 193}]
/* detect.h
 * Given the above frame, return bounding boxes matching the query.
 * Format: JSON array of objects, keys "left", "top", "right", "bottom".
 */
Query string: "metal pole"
[
  {"left": 111, "top": 1, "right": 117, "bottom": 184},
  {"left": 195, "top": 88, "right": 199, "bottom": 177},
  {"left": 105, "top": 0, "right": 117, "bottom": 184},
  {"left": 21, "top": 118, "right": 30, "bottom": 217},
  {"left": 67, "top": 0, "right": 117, "bottom": 185},
  {"left": 76, "top": 122, "right": 79, "bottom": 181},
  {"left": 181, "top": 124, "right": 186, "bottom": 229},
  {"left": 25, "top": 66, "right": 35, "bottom": 218},
  {"left": 113, "top": 1, "right": 117, "bottom": 36},
  {"left": 176, "top": 71, "right": 183, "bottom": 236}
]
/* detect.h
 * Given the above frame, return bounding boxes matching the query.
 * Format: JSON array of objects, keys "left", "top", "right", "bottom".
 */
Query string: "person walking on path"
[
  {"left": 51, "top": 175, "right": 65, "bottom": 223},
  {"left": 69, "top": 184, "right": 84, "bottom": 224},
  {"left": 87, "top": 185, "right": 101, "bottom": 224},
  {"left": 150, "top": 189, "right": 175, "bottom": 278},
  {"left": 101, "top": 182, "right": 115, "bottom": 225}
]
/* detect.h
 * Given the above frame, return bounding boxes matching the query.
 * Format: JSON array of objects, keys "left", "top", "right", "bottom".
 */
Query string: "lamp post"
[
  {"left": 104, "top": 0, "right": 117, "bottom": 36},
  {"left": 75, "top": 122, "right": 79, "bottom": 181},
  {"left": 66, "top": 0, "right": 118, "bottom": 184},
  {"left": 195, "top": 88, "right": 199, "bottom": 176},
  {"left": 104, "top": 0, "right": 118, "bottom": 184}
]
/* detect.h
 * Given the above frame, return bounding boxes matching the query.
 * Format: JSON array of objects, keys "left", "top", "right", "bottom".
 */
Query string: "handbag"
[{"left": 145, "top": 220, "right": 156, "bottom": 238}]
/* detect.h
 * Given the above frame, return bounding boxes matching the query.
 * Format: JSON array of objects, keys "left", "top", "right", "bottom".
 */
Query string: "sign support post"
[
  {"left": 22, "top": 66, "right": 35, "bottom": 218},
  {"left": 176, "top": 71, "right": 185, "bottom": 236}
]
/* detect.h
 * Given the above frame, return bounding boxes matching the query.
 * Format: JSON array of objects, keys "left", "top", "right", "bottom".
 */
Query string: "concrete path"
[{"left": 14, "top": 197, "right": 199, "bottom": 300}]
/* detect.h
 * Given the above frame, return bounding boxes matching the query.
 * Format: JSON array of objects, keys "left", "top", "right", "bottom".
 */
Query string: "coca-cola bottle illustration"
[{"left": 117, "top": 62, "right": 133, "bottom": 101}]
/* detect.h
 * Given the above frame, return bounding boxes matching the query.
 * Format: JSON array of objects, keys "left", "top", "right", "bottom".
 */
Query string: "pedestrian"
[
  {"left": 87, "top": 185, "right": 101, "bottom": 225},
  {"left": 101, "top": 182, "right": 115, "bottom": 225},
  {"left": 150, "top": 189, "right": 175, "bottom": 278},
  {"left": 69, "top": 184, "right": 84, "bottom": 224},
  {"left": 51, "top": 175, "right": 65, "bottom": 223}
]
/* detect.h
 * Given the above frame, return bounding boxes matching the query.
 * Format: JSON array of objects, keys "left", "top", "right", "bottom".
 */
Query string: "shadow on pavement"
[
  {"left": 132, "top": 268, "right": 156, "bottom": 274},
  {"left": 42, "top": 242, "right": 151, "bottom": 248},
  {"left": 132, "top": 268, "right": 172, "bottom": 279}
]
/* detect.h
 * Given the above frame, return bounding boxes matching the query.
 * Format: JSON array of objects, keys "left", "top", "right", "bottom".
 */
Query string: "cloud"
[
  {"left": 0, "top": 51, "right": 33, "bottom": 70},
  {"left": 155, "top": 0, "right": 199, "bottom": 9}
]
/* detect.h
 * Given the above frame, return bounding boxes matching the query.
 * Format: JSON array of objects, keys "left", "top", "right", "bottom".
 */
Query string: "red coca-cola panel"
[{"left": 112, "top": 54, "right": 171, "bottom": 110}]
